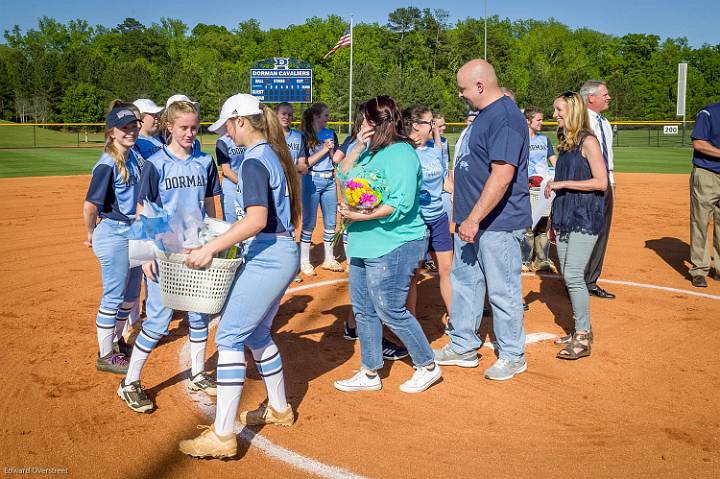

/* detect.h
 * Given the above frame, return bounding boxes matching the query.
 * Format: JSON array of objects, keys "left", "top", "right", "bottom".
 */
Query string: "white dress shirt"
[{"left": 588, "top": 111, "right": 615, "bottom": 185}]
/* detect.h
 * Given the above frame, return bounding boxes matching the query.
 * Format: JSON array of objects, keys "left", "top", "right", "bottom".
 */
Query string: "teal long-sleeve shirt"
[{"left": 337, "top": 142, "right": 427, "bottom": 259}]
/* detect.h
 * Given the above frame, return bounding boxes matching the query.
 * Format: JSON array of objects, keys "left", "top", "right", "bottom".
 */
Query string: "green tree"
[{"left": 59, "top": 83, "right": 103, "bottom": 122}]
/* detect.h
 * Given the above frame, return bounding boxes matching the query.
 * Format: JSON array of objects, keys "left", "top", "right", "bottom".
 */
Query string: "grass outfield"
[{"left": 0, "top": 142, "right": 693, "bottom": 178}]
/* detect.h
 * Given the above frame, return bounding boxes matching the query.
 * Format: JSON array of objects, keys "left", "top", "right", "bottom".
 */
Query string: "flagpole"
[{"left": 348, "top": 16, "right": 354, "bottom": 135}]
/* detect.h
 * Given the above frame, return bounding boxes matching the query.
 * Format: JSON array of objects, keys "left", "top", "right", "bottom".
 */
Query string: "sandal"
[
  {"left": 554, "top": 330, "right": 594, "bottom": 345},
  {"left": 556, "top": 331, "right": 592, "bottom": 360}
]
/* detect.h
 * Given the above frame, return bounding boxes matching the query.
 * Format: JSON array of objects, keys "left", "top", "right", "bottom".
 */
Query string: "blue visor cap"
[{"left": 106, "top": 107, "right": 141, "bottom": 129}]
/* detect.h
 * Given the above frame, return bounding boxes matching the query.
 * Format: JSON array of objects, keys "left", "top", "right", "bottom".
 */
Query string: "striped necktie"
[{"left": 597, "top": 115, "right": 609, "bottom": 169}]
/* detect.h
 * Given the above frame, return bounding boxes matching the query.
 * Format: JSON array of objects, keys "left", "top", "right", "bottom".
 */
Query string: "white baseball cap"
[
  {"left": 165, "top": 94, "right": 199, "bottom": 109},
  {"left": 208, "top": 94, "right": 263, "bottom": 135},
  {"left": 133, "top": 98, "right": 163, "bottom": 115}
]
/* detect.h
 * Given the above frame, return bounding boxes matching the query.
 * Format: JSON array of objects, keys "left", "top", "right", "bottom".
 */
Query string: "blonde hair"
[
  {"left": 243, "top": 105, "right": 302, "bottom": 229},
  {"left": 555, "top": 92, "right": 594, "bottom": 152},
  {"left": 159, "top": 100, "right": 199, "bottom": 146},
  {"left": 104, "top": 99, "right": 137, "bottom": 184}
]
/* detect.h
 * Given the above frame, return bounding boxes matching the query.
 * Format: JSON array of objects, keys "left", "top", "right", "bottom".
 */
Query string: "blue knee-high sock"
[
  {"left": 96, "top": 307, "right": 117, "bottom": 357},
  {"left": 189, "top": 325, "right": 208, "bottom": 377},
  {"left": 125, "top": 328, "right": 161, "bottom": 384},
  {"left": 214, "top": 349, "right": 246, "bottom": 436},
  {"left": 250, "top": 342, "right": 288, "bottom": 412}
]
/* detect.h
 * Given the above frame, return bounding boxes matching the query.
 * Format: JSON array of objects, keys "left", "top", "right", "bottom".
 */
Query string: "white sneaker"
[
  {"left": 301, "top": 263, "right": 316, "bottom": 276},
  {"left": 399, "top": 364, "right": 442, "bottom": 393},
  {"left": 334, "top": 369, "right": 382, "bottom": 392},
  {"left": 321, "top": 259, "right": 344, "bottom": 272}
]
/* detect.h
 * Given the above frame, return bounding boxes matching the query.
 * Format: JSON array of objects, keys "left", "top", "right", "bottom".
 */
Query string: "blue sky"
[{"left": 0, "top": 0, "right": 716, "bottom": 47}]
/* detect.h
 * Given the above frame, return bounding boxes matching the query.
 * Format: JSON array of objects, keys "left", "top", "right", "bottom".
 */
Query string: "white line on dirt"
[{"left": 180, "top": 275, "right": 719, "bottom": 477}]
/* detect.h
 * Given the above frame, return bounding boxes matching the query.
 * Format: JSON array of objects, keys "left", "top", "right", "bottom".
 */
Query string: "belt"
[{"left": 309, "top": 171, "right": 334, "bottom": 179}]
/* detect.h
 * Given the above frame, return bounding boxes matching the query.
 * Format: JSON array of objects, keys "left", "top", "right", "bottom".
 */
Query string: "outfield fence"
[{"left": 0, "top": 120, "right": 694, "bottom": 150}]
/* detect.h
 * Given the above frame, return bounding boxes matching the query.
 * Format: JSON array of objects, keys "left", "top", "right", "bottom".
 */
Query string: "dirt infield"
[{"left": 1, "top": 173, "right": 718, "bottom": 478}]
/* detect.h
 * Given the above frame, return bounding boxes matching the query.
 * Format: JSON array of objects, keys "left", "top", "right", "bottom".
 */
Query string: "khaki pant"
[{"left": 690, "top": 166, "right": 720, "bottom": 277}]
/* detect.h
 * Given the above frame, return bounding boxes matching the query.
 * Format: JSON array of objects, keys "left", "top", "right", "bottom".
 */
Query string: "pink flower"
[{"left": 359, "top": 192, "right": 378, "bottom": 208}]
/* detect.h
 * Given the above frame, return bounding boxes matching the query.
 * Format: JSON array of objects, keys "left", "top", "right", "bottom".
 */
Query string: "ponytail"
[
  {"left": 300, "top": 102, "right": 328, "bottom": 150},
  {"left": 104, "top": 99, "right": 135, "bottom": 184},
  {"left": 245, "top": 106, "right": 302, "bottom": 229}
]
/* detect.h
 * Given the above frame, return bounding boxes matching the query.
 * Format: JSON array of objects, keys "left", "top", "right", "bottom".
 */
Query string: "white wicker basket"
[
  {"left": 529, "top": 187, "right": 552, "bottom": 217},
  {"left": 155, "top": 249, "right": 243, "bottom": 314}
]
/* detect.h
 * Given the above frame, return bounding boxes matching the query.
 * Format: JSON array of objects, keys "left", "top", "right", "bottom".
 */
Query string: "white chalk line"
[
  {"left": 522, "top": 272, "right": 720, "bottom": 301},
  {"left": 180, "top": 274, "right": 719, "bottom": 477}
]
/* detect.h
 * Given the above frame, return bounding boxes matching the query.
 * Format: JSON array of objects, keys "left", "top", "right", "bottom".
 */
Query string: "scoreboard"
[{"left": 250, "top": 58, "right": 313, "bottom": 103}]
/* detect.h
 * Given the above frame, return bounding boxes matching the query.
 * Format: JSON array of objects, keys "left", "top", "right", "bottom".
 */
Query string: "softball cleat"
[
  {"left": 179, "top": 425, "right": 237, "bottom": 459},
  {"left": 240, "top": 404, "right": 295, "bottom": 427},
  {"left": 188, "top": 371, "right": 217, "bottom": 397},
  {"left": 117, "top": 380, "right": 154, "bottom": 413}
]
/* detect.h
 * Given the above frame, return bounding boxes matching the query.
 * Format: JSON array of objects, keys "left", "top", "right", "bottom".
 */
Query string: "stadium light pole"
[{"left": 484, "top": 0, "right": 488, "bottom": 60}]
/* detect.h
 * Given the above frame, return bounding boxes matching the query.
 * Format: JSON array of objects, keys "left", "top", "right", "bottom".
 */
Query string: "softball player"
[
  {"left": 178, "top": 93, "right": 301, "bottom": 459},
  {"left": 299, "top": 102, "right": 342, "bottom": 275},
  {"left": 276, "top": 102, "right": 308, "bottom": 174},
  {"left": 523, "top": 107, "right": 558, "bottom": 272},
  {"left": 404, "top": 106, "right": 454, "bottom": 326},
  {"left": 133, "top": 99, "right": 164, "bottom": 160},
  {"left": 427, "top": 113, "right": 452, "bottom": 222},
  {"left": 117, "top": 99, "right": 221, "bottom": 413},
  {"left": 83, "top": 101, "right": 143, "bottom": 374},
  {"left": 215, "top": 134, "right": 246, "bottom": 222}
]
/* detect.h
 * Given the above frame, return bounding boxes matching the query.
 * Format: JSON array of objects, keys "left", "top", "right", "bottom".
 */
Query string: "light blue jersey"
[
  {"left": 86, "top": 150, "right": 143, "bottom": 222},
  {"left": 416, "top": 146, "right": 446, "bottom": 223},
  {"left": 427, "top": 137, "right": 450, "bottom": 178},
  {"left": 235, "top": 141, "right": 294, "bottom": 234},
  {"left": 305, "top": 128, "right": 338, "bottom": 172},
  {"left": 285, "top": 129, "right": 305, "bottom": 166},
  {"left": 138, "top": 145, "right": 221, "bottom": 217},
  {"left": 135, "top": 135, "right": 164, "bottom": 161},
  {"left": 216, "top": 135, "right": 245, "bottom": 222},
  {"left": 528, "top": 134, "right": 555, "bottom": 178}
]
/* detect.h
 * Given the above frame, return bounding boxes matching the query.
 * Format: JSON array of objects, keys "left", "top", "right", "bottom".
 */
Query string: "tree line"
[{"left": 0, "top": 8, "right": 718, "bottom": 124}]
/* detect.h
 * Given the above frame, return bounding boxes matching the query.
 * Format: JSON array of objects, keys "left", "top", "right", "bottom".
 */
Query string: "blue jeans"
[
  {"left": 92, "top": 219, "right": 143, "bottom": 313},
  {"left": 555, "top": 231, "right": 598, "bottom": 331},
  {"left": 447, "top": 230, "right": 526, "bottom": 360},
  {"left": 349, "top": 238, "right": 434, "bottom": 371},
  {"left": 300, "top": 174, "right": 337, "bottom": 243},
  {"left": 143, "top": 266, "right": 209, "bottom": 338},
  {"left": 215, "top": 234, "right": 299, "bottom": 351},
  {"left": 221, "top": 178, "right": 238, "bottom": 223}
]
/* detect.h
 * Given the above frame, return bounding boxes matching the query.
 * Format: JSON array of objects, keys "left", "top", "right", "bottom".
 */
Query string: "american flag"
[{"left": 323, "top": 28, "right": 352, "bottom": 59}]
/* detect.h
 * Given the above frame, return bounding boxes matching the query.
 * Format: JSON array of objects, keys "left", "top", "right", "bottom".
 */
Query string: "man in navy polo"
[
  {"left": 434, "top": 59, "right": 531, "bottom": 381},
  {"left": 689, "top": 102, "right": 720, "bottom": 288}
]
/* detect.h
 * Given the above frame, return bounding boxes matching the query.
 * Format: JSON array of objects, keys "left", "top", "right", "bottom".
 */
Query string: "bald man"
[{"left": 434, "top": 59, "right": 531, "bottom": 381}]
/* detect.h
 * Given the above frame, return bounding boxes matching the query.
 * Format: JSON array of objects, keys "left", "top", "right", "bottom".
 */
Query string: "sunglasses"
[{"left": 559, "top": 91, "right": 576, "bottom": 98}]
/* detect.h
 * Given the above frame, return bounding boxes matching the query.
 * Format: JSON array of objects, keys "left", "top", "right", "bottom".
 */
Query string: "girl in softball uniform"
[
  {"left": 117, "top": 100, "right": 221, "bottom": 413},
  {"left": 403, "top": 106, "right": 454, "bottom": 327},
  {"left": 215, "top": 134, "right": 246, "bottom": 222},
  {"left": 133, "top": 99, "right": 164, "bottom": 160},
  {"left": 83, "top": 101, "right": 143, "bottom": 374},
  {"left": 178, "top": 93, "right": 301, "bottom": 459},
  {"left": 276, "top": 102, "right": 308, "bottom": 175},
  {"left": 523, "top": 107, "right": 558, "bottom": 272},
  {"left": 299, "top": 102, "right": 342, "bottom": 275}
]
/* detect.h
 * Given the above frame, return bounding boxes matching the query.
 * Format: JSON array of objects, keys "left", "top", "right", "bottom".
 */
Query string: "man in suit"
[{"left": 580, "top": 80, "right": 616, "bottom": 299}]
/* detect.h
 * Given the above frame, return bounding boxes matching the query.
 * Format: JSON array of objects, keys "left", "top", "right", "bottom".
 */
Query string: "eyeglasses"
[{"left": 415, "top": 120, "right": 434, "bottom": 126}]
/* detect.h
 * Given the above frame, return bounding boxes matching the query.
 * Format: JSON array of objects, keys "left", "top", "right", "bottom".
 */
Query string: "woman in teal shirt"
[{"left": 333, "top": 96, "right": 442, "bottom": 394}]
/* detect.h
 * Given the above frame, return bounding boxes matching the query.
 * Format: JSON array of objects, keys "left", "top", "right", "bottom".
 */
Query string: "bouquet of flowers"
[{"left": 332, "top": 177, "right": 384, "bottom": 245}]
